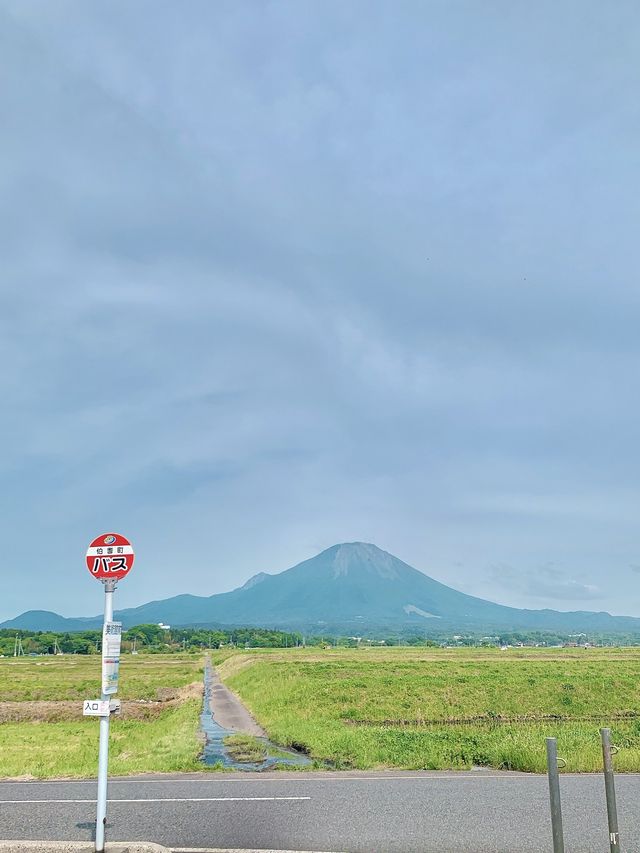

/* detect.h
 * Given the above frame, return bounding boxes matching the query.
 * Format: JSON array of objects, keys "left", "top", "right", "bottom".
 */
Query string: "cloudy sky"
[{"left": 1, "top": 1, "right": 639, "bottom": 622}]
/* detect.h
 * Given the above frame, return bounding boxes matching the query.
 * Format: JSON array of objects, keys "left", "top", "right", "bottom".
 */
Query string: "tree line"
[
  {"left": 0, "top": 625, "right": 303, "bottom": 655},
  {"left": 2, "top": 625, "right": 638, "bottom": 656}
]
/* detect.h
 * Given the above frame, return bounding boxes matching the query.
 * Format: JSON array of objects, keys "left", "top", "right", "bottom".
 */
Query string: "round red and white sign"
[{"left": 86, "top": 533, "right": 135, "bottom": 581}]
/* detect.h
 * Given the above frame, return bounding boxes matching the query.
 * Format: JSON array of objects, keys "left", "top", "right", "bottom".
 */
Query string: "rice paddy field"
[
  {"left": 2, "top": 646, "right": 640, "bottom": 777},
  {"left": 216, "top": 645, "right": 640, "bottom": 773},
  {"left": 0, "top": 655, "right": 203, "bottom": 701},
  {"left": 0, "top": 655, "right": 204, "bottom": 778}
]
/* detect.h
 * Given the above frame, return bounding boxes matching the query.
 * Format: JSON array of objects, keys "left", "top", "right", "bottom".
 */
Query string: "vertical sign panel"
[{"left": 102, "top": 621, "right": 122, "bottom": 695}]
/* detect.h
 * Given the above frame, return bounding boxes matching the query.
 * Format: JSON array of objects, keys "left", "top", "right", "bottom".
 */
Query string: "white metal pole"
[{"left": 95, "top": 579, "right": 115, "bottom": 853}]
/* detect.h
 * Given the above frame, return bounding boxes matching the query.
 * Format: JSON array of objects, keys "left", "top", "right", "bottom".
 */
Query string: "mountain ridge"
[{"left": 2, "top": 542, "right": 638, "bottom": 634}]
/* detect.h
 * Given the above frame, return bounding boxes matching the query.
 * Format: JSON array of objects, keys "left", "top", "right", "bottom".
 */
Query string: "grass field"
[
  {"left": 0, "top": 655, "right": 203, "bottom": 701},
  {"left": 0, "top": 655, "right": 205, "bottom": 778},
  {"left": 217, "top": 646, "right": 640, "bottom": 773},
  {"left": 4, "top": 647, "right": 640, "bottom": 776}
]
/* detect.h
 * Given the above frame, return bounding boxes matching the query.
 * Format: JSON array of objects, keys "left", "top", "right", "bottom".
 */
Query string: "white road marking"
[
  {"left": 172, "top": 849, "right": 342, "bottom": 852},
  {"left": 0, "top": 774, "right": 544, "bottom": 785},
  {"left": 0, "top": 796, "right": 310, "bottom": 804}
]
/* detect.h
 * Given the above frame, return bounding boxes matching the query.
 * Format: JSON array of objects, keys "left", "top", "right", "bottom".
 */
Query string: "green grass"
[
  {"left": 0, "top": 700, "right": 204, "bottom": 778},
  {"left": 0, "top": 655, "right": 203, "bottom": 701},
  {"left": 220, "top": 647, "right": 640, "bottom": 772},
  {"left": 209, "top": 648, "right": 243, "bottom": 666},
  {"left": 0, "top": 654, "right": 206, "bottom": 778},
  {"left": 223, "top": 734, "right": 267, "bottom": 763},
  {"left": 6, "top": 647, "right": 640, "bottom": 776}
]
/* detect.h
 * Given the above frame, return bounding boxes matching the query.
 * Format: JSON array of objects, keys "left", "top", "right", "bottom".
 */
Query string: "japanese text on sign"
[
  {"left": 83, "top": 699, "right": 110, "bottom": 717},
  {"left": 91, "top": 555, "right": 128, "bottom": 575}
]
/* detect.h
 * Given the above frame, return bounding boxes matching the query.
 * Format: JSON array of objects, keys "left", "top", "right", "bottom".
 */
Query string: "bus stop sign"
[{"left": 86, "top": 532, "right": 135, "bottom": 581}]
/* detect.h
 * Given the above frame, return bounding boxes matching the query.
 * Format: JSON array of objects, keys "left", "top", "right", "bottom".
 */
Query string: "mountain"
[
  {"left": 4, "top": 543, "right": 640, "bottom": 634},
  {"left": 239, "top": 572, "right": 269, "bottom": 591},
  {"left": 0, "top": 610, "right": 103, "bottom": 632}
]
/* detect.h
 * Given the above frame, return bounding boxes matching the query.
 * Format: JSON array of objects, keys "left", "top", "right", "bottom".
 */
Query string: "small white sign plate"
[{"left": 83, "top": 699, "right": 110, "bottom": 717}]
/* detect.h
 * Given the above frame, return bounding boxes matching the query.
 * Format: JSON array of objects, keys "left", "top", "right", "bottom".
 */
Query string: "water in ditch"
[{"left": 199, "top": 658, "right": 311, "bottom": 771}]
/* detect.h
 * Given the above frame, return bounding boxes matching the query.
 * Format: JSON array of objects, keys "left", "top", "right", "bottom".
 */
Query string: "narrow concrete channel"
[{"left": 199, "top": 658, "right": 311, "bottom": 770}]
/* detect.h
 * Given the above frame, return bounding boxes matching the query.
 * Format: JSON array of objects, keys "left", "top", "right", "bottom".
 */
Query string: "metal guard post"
[
  {"left": 546, "top": 737, "right": 565, "bottom": 853},
  {"left": 600, "top": 727, "right": 621, "bottom": 852}
]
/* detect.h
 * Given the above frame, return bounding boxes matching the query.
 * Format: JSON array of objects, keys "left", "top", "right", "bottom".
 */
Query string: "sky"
[{"left": 1, "top": 1, "right": 640, "bottom": 622}]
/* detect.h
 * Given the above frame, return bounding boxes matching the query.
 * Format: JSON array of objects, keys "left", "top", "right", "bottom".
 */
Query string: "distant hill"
[
  {"left": 3, "top": 543, "right": 639, "bottom": 634},
  {"left": 0, "top": 610, "right": 102, "bottom": 632}
]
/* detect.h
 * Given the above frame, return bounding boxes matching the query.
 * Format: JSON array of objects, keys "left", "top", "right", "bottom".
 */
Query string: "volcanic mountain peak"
[
  {"left": 4, "top": 542, "right": 639, "bottom": 635},
  {"left": 313, "top": 542, "right": 406, "bottom": 580}
]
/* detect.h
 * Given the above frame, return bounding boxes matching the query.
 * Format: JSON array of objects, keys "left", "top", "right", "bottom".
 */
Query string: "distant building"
[{"left": 158, "top": 622, "right": 171, "bottom": 630}]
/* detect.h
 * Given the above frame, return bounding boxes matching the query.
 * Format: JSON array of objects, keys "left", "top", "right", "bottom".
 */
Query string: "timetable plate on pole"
[{"left": 102, "top": 621, "right": 122, "bottom": 695}]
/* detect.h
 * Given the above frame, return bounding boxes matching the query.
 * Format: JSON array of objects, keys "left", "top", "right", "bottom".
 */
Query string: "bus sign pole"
[
  {"left": 85, "top": 533, "right": 135, "bottom": 853},
  {"left": 96, "top": 577, "right": 116, "bottom": 853}
]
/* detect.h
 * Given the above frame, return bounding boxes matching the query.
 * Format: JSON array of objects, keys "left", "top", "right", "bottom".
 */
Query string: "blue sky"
[{"left": 1, "top": 1, "right": 640, "bottom": 621}]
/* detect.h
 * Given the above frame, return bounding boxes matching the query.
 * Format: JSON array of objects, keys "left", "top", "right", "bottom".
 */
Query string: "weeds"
[
  {"left": 0, "top": 700, "right": 203, "bottom": 778},
  {"left": 223, "top": 734, "right": 267, "bottom": 763},
  {"left": 221, "top": 646, "right": 640, "bottom": 772}
]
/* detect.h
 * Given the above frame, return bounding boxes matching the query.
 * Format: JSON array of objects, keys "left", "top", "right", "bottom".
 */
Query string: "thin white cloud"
[{"left": 488, "top": 563, "right": 601, "bottom": 603}]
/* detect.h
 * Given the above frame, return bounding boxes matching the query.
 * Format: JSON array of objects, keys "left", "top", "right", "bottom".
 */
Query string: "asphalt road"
[{"left": 0, "top": 770, "right": 638, "bottom": 852}]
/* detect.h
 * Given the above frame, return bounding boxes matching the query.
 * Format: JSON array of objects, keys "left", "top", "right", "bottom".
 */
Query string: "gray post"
[
  {"left": 546, "top": 737, "right": 565, "bottom": 853},
  {"left": 95, "top": 579, "right": 116, "bottom": 853},
  {"left": 600, "top": 728, "right": 621, "bottom": 852}
]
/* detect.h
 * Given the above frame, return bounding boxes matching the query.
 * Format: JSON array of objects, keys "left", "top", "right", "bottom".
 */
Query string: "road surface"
[{"left": 1, "top": 769, "right": 638, "bottom": 852}]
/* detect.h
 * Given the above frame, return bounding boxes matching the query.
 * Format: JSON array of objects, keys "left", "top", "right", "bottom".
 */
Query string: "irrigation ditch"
[{"left": 199, "top": 658, "right": 311, "bottom": 771}]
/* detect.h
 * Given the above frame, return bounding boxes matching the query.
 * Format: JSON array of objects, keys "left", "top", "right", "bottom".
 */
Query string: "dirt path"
[
  {"left": 0, "top": 682, "right": 202, "bottom": 723},
  {"left": 209, "top": 666, "right": 266, "bottom": 736}
]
